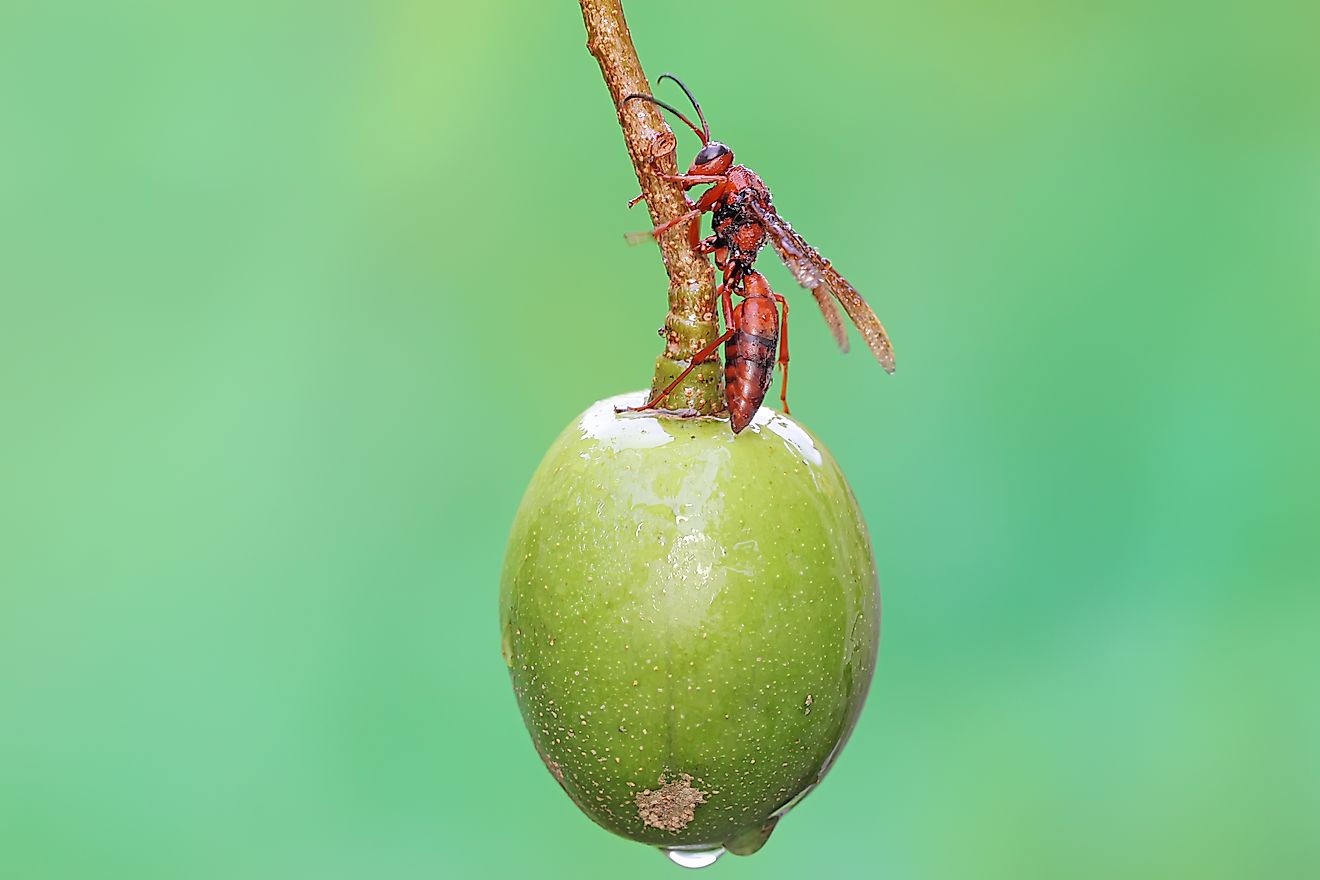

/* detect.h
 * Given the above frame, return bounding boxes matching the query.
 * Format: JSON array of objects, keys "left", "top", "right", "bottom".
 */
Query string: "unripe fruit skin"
[{"left": 500, "top": 393, "right": 880, "bottom": 850}]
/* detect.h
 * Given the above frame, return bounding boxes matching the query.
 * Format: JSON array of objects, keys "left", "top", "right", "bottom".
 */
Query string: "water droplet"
[
  {"left": 661, "top": 846, "right": 725, "bottom": 869},
  {"left": 724, "top": 817, "right": 779, "bottom": 856}
]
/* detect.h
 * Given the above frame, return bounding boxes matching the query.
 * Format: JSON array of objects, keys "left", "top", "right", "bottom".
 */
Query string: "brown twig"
[{"left": 580, "top": 0, "right": 723, "bottom": 416}]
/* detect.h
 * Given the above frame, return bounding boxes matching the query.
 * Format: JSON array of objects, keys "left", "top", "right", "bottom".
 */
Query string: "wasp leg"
[
  {"left": 687, "top": 212, "right": 703, "bottom": 251},
  {"left": 697, "top": 235, "right": 719, "bottom": 254},
  {"left": 773, "top": 293, "right": 791, "bottom": 415},
  {"left": 719, "top": 283, "right": 735, "bottom": 332},
  {"left": 649, "top": 208, "right": 703, "bottom": 241},
  {"left": 616, "top": 329, "right": 735, "bottom": 414},
  {"left": 660, "top": 174, "right": 728, "bottom": 186}
]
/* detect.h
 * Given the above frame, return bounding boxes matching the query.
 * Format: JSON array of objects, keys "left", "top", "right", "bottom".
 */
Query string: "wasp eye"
[{"left": 694, "top": 142, "right": 729, "bottom": 165}]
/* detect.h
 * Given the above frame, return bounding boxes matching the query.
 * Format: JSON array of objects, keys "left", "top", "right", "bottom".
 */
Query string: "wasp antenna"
[
  {"left": 657, "top": 73, "right": 710, "bottom": 143},
  {"left": 622, "top": 92, "right": 708, "bottom": 144}
]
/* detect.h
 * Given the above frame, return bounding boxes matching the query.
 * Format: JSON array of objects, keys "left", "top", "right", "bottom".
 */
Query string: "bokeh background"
[{"left": 2, "top": 1, "right": 1317, "bottom": 877}]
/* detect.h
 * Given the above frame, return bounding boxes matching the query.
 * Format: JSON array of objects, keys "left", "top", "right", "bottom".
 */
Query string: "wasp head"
[
  {"left": 689, "top": 141, "right": 734, "bottom": 175},
  {"left": 624, "top": 75, "right": 733, "bottom": 181}
]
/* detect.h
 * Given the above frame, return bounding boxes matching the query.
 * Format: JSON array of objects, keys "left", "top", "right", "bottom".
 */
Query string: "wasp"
[{"left": 619, "top": 75, "right": 895, "bottom": 433}]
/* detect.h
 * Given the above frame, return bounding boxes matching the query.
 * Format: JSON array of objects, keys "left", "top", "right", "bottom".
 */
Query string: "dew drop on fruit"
[{"left": 662, "top": 846, "right": 725, "bottom": 869}]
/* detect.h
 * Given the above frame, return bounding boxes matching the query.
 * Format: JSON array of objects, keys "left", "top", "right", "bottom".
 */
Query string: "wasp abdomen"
[{"left": 725, "top": 297, "right": 780, "bottom": 433}]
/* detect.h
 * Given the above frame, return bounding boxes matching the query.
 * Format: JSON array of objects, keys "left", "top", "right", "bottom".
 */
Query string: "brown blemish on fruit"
[
  {"left": 635, "top": 773, "right": 708, "bottom": 832},
  {"left": 542, "top": 755, "right": 564, "bottom": 783}
]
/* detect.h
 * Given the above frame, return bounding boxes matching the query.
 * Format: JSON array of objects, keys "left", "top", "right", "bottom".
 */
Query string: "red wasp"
[{"left": 619, "top": 74, "right": 895, "bottom": 434}]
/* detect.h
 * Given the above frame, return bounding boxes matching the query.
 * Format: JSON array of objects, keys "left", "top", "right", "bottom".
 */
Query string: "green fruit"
[{"left": 500, "top": 392, "right": 880, "bottom": 863}]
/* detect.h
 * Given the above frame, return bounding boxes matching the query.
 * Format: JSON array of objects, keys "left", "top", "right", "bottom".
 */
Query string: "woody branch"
[{"left": 579, "top": 0, "right": 723, "bottom": 415}]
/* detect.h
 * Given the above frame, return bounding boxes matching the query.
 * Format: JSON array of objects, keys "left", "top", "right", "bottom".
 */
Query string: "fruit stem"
[{"left": 579, "top": 0, "right": 723, "bottom": 415}]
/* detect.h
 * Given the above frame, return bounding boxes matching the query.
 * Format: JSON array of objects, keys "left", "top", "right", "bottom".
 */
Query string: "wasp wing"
[
  {"left": 811, "top": 288, "right": 850, "bottom": 353},
  {"left": 748, "top": 204, "right": 848, "bottom": 353},
  {"left": 752, "top": 202, "right": 895, "bottom": 373}
]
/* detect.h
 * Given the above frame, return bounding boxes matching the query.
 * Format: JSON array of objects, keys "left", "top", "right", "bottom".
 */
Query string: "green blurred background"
[{"left": 2, "top": 1, "right": 1317, "bottom": 877}]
